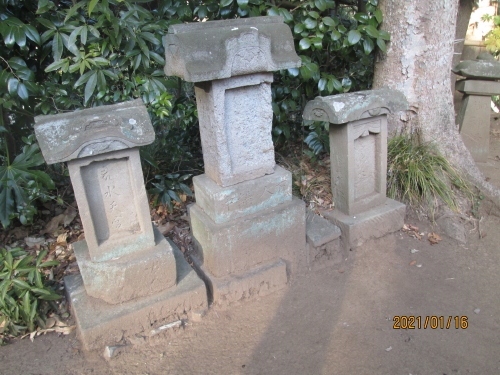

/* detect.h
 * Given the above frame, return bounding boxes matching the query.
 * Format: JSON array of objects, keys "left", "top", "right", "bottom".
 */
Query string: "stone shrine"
[
  {"left": 453, "top": 52, "right": 500, "bottom": 163},
  {"left": 303, "top": 88, "right": 408, "bottom": 248},
  {"left": 164, "top": 16, "right": 307, "bottom": 303},
  {"left": 34, "top": 100, "right": 206, "bottom": 350}
]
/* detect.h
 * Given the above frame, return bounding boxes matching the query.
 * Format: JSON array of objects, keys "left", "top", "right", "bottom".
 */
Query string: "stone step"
[{"left": 305, "top": 211, "right": 344, "bottom": 269}]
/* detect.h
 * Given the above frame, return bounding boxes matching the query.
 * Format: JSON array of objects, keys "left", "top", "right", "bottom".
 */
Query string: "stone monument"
[
  {"left": 453, "top": 52, "right": 500, "bottom": 163},
  {"left": 303, "top": 88, "right": 408, "bottom": 248},
  {"left": 34, "top": 99, "right": 207, "bottom": 350},
  {"left": 164, "top": 16, "right": 307, "bottom": 303}
]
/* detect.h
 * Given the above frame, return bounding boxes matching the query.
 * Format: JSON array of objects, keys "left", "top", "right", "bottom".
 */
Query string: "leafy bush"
[
  {"left": 0, "top": 134, "right": 55, "bottom": 228},
  {"left": 0, "top": 247, "right": 60, "bottom": 342},
  {"left": 387, "top": 134, "right": 472, "bottom": 211},
  {"left": 0, "top": 0, "right": 388, "bottom": 225}
]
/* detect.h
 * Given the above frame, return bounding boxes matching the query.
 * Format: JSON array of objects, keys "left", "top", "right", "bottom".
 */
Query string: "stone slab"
[
  {"left": 209, "top": 259, "right": 288, "bottom": 306},
  {"left": 452, "top": 58, "right": 500, "bottom": 80},
  {"left": 306, "top": 238, "right": 344, "bottom": 270},
  {"left": 322, "top": 198, "right": 406, "bottom": 249},
  {"left": 68, "top": 148, "right": 155, "bottom": 262},
  {"left": 195, "top": 73, "right": 276, "bottom": 187},
  {"left": 193, "top": 165, "right": 292, "bottom": 224},
  {"left": 163, "top": 16, "right": 300, "bottom": 82},
  {"left": 456, "top": 79, "right": 500, "bottom": 96},
  {"left": 329, "top": 116, "right": 388, "bottom": 216},
  {"left": 65, "top": 242, "right": 207, "bottom": 351},
  {"left": 74, "top": 226, "right": 176, "bottom": 304},
  {"left": 306, "top": 210, "right": 341, "bottom": 247},
  {"left": 189, "top": 197, "right": 306, "bottom": 278},
  {"left": 302, "top": 88, "right": 408, "bottom": 125},
  {"left": 457, "top": 95, "right": 491, "bottom": 163},
  {"left": 34, "top": 99, "right": 154, "bottom": 164}
]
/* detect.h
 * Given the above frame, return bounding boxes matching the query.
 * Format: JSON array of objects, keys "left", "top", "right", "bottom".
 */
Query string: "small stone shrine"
[
  {"left": 164, "top": 16, "right": 307, "bottom": 303},
  {"left": 453, "top": 52, "right": 500, "bottom": 163},
  {"left": 34, "top": 100, "right": 206, "bottom": 350},
  {"left": 303, "top": 88, "right": 408, "bottom": 248}
]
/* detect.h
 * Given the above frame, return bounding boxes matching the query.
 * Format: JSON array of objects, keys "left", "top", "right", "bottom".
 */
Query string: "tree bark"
[{"left": 373, "top": 0, "right": 500, "bottom": 211}]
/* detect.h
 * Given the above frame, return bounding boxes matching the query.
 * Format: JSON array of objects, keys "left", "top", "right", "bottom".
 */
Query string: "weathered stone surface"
[
  {"left": 193, "top": 165, "right": 292, "bottom": 224},
  {"left": 189, "top": 197, "right": 306, "bottom": 278},
  {"left": 209, "top": 260, "right": 288, "bottom": 306},
  {"left": 456, "top": 79, "right": 500, "bottom": 95},
  {"left": 328, "top": 116, "right": 388, "bottom": 216},
  {"left": 452, "top": 56, "right": 500, "bottom": 80},
  {"left": 436, "top": 212, "right": 467, "bottom": 244},
  {"left": 74, "top": 226, "right": 176, "bottom": 305},
  {"left": 65, "top": 241, "right": 207, "bottom": 351},
  {"left": 306, "top": 210, "right": 341, "bottom": 248},
  {"left": 195, "top": 73, "right": 275, "bottom": 186},
  {"left": 457, "top": 94, "right": 491, "bottom": 163},
  {"left": 302, "top": 87, "right": 408, "bottom": 125},
  {"left": 163, "top": 16, "right": 300, "bottom": 83},
  {"left": 306, "top": 211, "right": 344, "bottom": 269},
  {"left": 34, "top": 100, "right": 154, "bottom": 164},
  {"left": 68, "top": 148, "right": 155, "bottom": 262},
  {"left": 322, "top": 198, "right": 406, "bottom": 249}
]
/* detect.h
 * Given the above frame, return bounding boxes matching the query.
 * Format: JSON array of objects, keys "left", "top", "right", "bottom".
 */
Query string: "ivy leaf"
[{"left": 347, "top": 30, "right": 361, "bottom": 45}]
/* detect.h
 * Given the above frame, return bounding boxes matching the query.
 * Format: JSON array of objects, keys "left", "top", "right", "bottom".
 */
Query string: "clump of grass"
[{"left": 387, "top": 134, "right": 472, "bottom": 211}]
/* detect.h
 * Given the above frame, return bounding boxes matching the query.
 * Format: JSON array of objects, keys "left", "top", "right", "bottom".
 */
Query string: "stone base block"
[
  {"left": 208, "top": 259, "right": 288, "bottom": 306},
  {"left": 306, "top": 211, "right": 344, "bottom": 269},
  {"left": 65, "top": 243, "right": 207, "bottom": 351},
  {"left": 74, "top": 226, "right": 176, "bottom": 304},
  {"left": 322, "top": 198, "right": 406, "bottom": 249},
  {"left": 193, "top": 165, "right": 292, "bottom": 224},
  {"left": 189, "top": 197, "right": 306, "bottom": 278}
]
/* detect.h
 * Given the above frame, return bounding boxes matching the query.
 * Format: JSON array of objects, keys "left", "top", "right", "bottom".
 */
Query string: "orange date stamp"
[{"left": 393, "top": 316, "right": 469, "bottom": 329}]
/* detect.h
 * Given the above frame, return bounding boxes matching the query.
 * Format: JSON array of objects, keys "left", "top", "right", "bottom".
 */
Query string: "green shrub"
[
  {"left": 0, "top": 247, "right": 60, "bottom": 343},
  {"left": 387, "top": 134, "right": 473, "bottom": 211}
]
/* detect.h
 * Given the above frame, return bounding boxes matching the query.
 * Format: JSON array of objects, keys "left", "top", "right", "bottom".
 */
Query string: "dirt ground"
[{"left": 1, "top": 124, "right": 500, "bottom": 374}]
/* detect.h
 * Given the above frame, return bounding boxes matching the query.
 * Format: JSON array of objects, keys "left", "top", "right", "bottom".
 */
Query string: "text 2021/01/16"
[{"left": 393, "top": 316, "right": 469, "bottom": 329}]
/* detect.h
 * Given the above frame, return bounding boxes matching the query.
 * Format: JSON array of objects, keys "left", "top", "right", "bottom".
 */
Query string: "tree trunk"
[{"left": 373, "top": 0, "right": 500, "bottom": 211}]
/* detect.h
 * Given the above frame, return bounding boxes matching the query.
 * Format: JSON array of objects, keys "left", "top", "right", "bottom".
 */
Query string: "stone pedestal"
[
  {"left": 35, "top": 100, "right": 206, "bottom": 350},
  {"left": 303, "top": 88, "right": 408, "bottom": 248},
  {"left": 164, "top": 17, "right": 306, "bottom": 304},
  {"left": 456, "top": 79, "right": 500, "bottom": 163}
]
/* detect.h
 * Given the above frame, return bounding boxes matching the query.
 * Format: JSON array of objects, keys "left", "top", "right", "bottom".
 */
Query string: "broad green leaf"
[
  {"left": 322, "top": 17, "right": 337, "bottom": 27},
  {"left": 220, "top": 0, "right": 233, "bottom": 7},
  {"left": 198, "top": 5, "right": 208, "bottom": 19},
  {"left": 318, "top": 78, "right": 327, "bottom": 91},
  {"left": 287, "top": 68, "right": 299, "bottom": 77},
  {"left": 363, "top": 38, "right": 375, "bottom": 54},
  {"left": 237, "top": 0, "right": 249, "bottom": 6},
  {"left": 84, "top": 71, "right": 97, "bottom": 104},
  {"left": 88, "top": 0, "right": 99, "bottom": 16},
  {"left": 7, "top": 78, "right": 18, "bottom": 94},
  {"left": 364, "top": 25, "right": 379, "bottom": 38},
  {"left": 308, "top": 11, "right": 320, "bottom": 19},
  {"left": 377, "top": 37, "right": 387, "bottom": 52},
  {"left": 52, "top": 33, "right": 63, "bottom": 61},
  {"left": 378, "top": 30, "right": 390, "bottom": 41},
  {"left": 304, "top": 18, "right": 317, "bottom": 30},
  {"left": 299, "top": 38, "right": 311, "bottom": 50},
  {"left": 45, "top": 59, "right": 68, "bottom": 72},
  {"left": 17, "top": 83, "right": 29, "bottom": 101},
  {"left": 294, "top": 23, "right": 305, "bottom": 34},
  {"left": 314, "top": 0, "right": 327, "bottom": 12},
  {"left": 25, "top": 25, "right": 41, "bottom": 45},
  {"left": 347, "top": 29, "right": 362, "bottom": 45},
  {"left": 374, "top": 9, "right": 383, "bottom": 23},
  {"left": 331, "top": 30, "right": 341, "bottom": 41}
]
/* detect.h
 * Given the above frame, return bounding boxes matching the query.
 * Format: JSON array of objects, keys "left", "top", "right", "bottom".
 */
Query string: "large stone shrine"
[
  {"left": 164, "top": 16, "right": 307, "bottom": 303},
  {"left": 303, "top": 88, "right": 408, "bottom": 248},
  {"left": 34, "top": 100, "right": 207, "bottom": 350}
]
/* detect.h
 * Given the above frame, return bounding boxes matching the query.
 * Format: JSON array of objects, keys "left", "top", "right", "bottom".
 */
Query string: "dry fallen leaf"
[
  {"left": 409, "top": 260, "right": 417, "bottom": 266},
  {"left": 24, "top": 236, "right": 46, "bottom": 248},
  {"left": 158, "top": 222, "right": 175, "bottom": 235},
  {"left": 56, "top": 233, "right": 68, "bottom": 245},
  {"left": 43, "top": 214, "right": 65, "bottom": 234},
  {"left": 428, "top": 232, "right": 442, "bottom": 245},
  {"left": 63, "top": 205, "right": 78, "bottom": 226}
]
